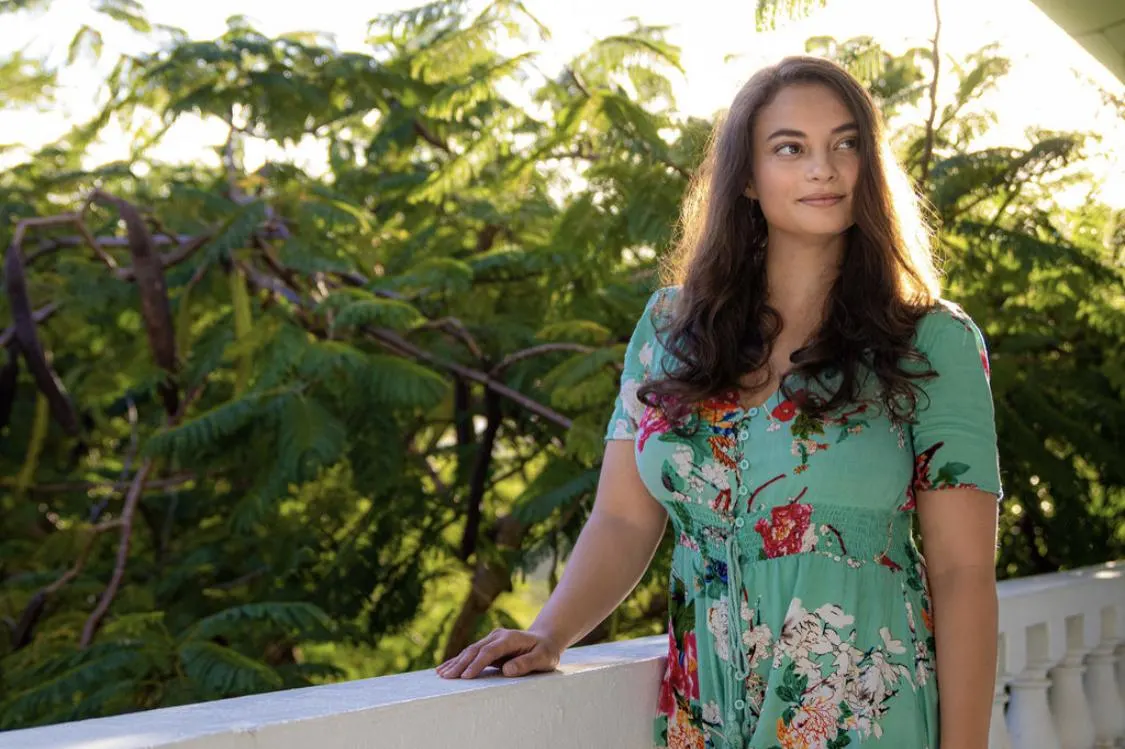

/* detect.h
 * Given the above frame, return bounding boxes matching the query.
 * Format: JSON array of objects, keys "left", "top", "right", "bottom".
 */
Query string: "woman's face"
[{"left": 746, "top": 82, "right": 860, "bottom": 241}]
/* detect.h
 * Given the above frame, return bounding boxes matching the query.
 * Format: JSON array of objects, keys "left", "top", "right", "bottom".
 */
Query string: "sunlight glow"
[{"left": 2, "top": 0, "right": 1122, "bottom": 205}]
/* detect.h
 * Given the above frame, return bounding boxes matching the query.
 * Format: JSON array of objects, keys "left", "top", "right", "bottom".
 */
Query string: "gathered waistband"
[{"left": 669, "top": 500, "right": 916, "bottom": 570}]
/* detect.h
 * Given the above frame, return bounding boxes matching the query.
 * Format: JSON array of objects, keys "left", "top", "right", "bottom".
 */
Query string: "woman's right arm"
[{"left": 436, "top": 438, "right": 668, "bottom": 679}]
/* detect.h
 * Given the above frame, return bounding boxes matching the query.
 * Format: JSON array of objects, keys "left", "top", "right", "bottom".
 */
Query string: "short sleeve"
[
  {"left": 603, "top": 288, "right": 668, "bottom": 442},
  {"left": 909, "top": 304, "right": 1003, "bottom": 500}
]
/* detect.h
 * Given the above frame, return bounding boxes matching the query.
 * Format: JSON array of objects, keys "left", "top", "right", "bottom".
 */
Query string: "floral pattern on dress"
[
  {"left": 661, "top": 569, "right": 709, "bottom": 748},
  {"left": 772, "top": 391, "right": 872, "bottom": 475},
  {"left": 783, "top": 392, "right": 832, "bottom": 475},
  {"left": 754, "top": 495, "right": 817, "bottom": 560},
  {"left": 902, "top": 543, "right": 937, "bottom": 687},
  {"left": 899, "top": 440, "right": 985, "bottom": 511},
  {"left": 764, "top": 598, "right": 918, "bottom": 749}
]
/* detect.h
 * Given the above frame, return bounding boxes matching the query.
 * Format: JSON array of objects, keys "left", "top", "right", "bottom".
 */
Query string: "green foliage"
[
  {"left": 754, "top": 0, "right": 828, "bottom": 30},
  {"left": 0, "top": 51, "right": 58, "bottom": 106},
  {"left": 1, "top": 3, "right": 1122, "bottom": 733},
  {"left": 0, "top": 601, "right": 335, "bottom": 727},
  {"left": 513, "top": 462, "right": 600, "bottom": 526}
]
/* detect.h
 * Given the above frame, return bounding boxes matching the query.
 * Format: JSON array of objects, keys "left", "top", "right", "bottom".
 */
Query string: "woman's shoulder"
[
  {"left": 650, "top": 283, "right": 682, "bottom": 310},
  {"left": 912, "top": 298, "right": 990, "bottom": 370},
  {"left": 641, "top": 284, "right": 683, "bottom": 327},
  {"left": 914, "top": 298, "right": 984, "bottom": 340}
]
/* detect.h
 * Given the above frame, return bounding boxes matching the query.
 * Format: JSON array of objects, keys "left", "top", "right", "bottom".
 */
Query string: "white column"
[
  {"left": 1008, "top": 623, "right": 1063, "bottom": 749},
  {"left": 1084, "top": 607, "right": 1124, "bottom": 749},
  {"left": 1048, "top": 615, "right": 1094, "bottom": 749},
  {"left": 991, "top": 632, "right": 1013, "bottom": 749}
]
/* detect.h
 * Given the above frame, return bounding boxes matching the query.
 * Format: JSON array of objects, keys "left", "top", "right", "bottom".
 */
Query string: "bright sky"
[{"left": 3, "top": 0, "right": 1124, "bottom": 206}]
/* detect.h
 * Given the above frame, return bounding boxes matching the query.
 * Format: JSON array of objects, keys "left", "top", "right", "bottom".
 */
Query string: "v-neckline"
[
  {"left": 732, "top": 369, "right": 796, "bottom": 414},
  {"left": 730, "top": 381, "right": 783, "bottom": 414}
]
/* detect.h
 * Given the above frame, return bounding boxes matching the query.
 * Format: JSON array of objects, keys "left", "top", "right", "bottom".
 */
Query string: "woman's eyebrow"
[{"left": 766, "top": 122, "right": 859, "bottom": 140}]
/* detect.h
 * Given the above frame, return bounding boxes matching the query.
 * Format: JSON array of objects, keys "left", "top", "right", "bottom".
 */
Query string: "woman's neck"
[{"left": 764, "top": 230, "right": 844, "bottom": 331}]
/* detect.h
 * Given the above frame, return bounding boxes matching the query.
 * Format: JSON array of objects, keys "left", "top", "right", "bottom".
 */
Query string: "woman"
[{"left": 438, "top": 55, "right": 1002, "bottom": 749}]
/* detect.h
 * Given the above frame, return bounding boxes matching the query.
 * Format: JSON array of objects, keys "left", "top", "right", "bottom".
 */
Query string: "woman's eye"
[
  {"left": 775, "top": 143, "right": 801, "bottom": 156},
  {"left": 837, "top": 137, "right": 858, "bottom": 150}
]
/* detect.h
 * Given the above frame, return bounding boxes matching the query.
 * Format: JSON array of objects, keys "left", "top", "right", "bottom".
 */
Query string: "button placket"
[
  {"left": 733, "top": 408, "right": 755, "bottom": 513},
  {"left": 722, "top": 533, "right": 751, "bottom": 748},
  {"left": 726, "top": 406, "right": 755, "bottom": 743}
]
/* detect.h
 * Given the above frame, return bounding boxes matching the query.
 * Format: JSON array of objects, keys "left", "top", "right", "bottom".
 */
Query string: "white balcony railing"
[{"left": 4, "top": 561, "right": 1123, "bottom": 749}]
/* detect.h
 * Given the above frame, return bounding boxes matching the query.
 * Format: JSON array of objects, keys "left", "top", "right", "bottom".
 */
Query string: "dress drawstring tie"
[{"left": 722, "top": 531, "right": 751, "bottom": 748}]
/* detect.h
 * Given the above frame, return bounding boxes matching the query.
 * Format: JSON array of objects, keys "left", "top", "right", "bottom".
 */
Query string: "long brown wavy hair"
[{"left": 640, "top": 55, "right": 943, "bottom": 430}]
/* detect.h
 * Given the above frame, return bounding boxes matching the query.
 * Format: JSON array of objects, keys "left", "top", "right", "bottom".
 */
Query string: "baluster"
[
  {"left": 1008, "top": 622, "right": 1062, "bottom": 749},
  {"left": 991, "top": 632, "right": 1013, "bottom": 749},
  {"left": 1085, "top": 606, "right": 1124, "bottom": 749},
  {"left": 1048, "top": 615, "right": 1095, "bottom": 749},
  {"left": 1117, "top": 639, "right": 1125, "bottom": 714}
]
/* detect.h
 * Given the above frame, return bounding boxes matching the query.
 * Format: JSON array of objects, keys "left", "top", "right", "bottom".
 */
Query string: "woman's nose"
[{"left": 807, "top": 156, "right": 838, "bottom": 182}]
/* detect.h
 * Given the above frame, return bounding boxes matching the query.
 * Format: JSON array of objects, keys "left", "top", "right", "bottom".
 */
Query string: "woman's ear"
[{"left": 744, "top": 184, "right": 758, "bottom": 200}]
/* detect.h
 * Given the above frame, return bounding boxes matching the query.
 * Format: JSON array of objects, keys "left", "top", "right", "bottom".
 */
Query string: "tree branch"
[
  {"left": 0, "top": 473, "right": 197, "bottom": 495},
  {"left": 238, "top": 263, "right": 577, "bottom": 429},
  {"left": 25, "top": 230, "right": 271, "bottom": 276},
  {"left": 984, "top": 182, "right": 1025, "bottom": 233},
  {"left": 10, "top": 205, "right": 121, "bottom": 272},
  {"left": 78, "top": 384, "right": 207, "bottom": 648},
  {"left": 10, "top": 518, "right": 123, "bottom": 650},
  {"left": 371, "top": 324, "right": 574, "bottom": 428},
  {"left": 491, "top": 342, "right": 596, "bottom": 376},
  {"left": 566, "top": 66, "right": 591, "bottom": 98},
  {"left": 412, "top": 118, "right": 452, "bottom": 154},
  {"left": 409, "top": 316, "right": 487, "bottom": 360},
  {"left": 118, "top": 233, "right": 211, "bottom": 281},
  {"left": 0, "top": 302, "right": 58, "bottom": 348},
  {"left": 459, "top": 388, "right": 503, "bottom": 561},
  {"left": 917, "top": 0, "right": 942, "bottom": 186},
  {"left": 89, "top": 396, "right": 139, "bottom": 523},
  {"left": 79, "top": 458, "right": 154, "bottom": 647}
]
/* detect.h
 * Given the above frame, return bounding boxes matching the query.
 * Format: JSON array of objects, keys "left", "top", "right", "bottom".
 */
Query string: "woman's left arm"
[{"left": 917, "top": 486, "right": 999, "bottom": 749}]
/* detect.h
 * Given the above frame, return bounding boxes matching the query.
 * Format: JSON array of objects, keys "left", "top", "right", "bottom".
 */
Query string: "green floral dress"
[{"left": 604, "top": 286, "right": 1002, "bottom": 749}]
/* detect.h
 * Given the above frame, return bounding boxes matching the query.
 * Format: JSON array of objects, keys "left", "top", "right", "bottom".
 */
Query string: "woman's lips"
[{"left": 798, "top": 195, "right": 845, "bottom": 207}]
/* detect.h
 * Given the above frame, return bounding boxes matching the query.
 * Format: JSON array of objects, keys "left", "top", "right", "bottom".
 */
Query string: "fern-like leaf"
[
  {"left": 203, "top": 201, "right": 267, "bottom": 265},
  {"left": 181, "top": 602, "right": 335, "bottom": 642},
  {"left": 513, "top": 462, "right": 600, "bottom": 525},
  {"left": 179, "top": 641, "right": 282, "bottom": 697},
  {"left": 144, "top": 391, "right": 277, "bottom": 462},
  {"left": 274, "top": 393, "right": 347, "bottom": 483}
]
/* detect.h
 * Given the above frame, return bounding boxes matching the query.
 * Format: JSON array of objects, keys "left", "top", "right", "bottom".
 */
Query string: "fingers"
[
  {"left": 501, "top": 651, "right": 533, "bottom": 677},
  {"left": 436, "top": 640, "right": 478, "bottom": 679},
  {"left": 436, "top": 629, "right": 504, "bottom": 679},
  {"left": 460, "top": 634, "right": 521, "bottom": 679},
  {"left": 503, "top": 642, "right": 558, "bottom": 677},
  {"left": 436, "top": 629, "right": 528, "bottom": 679}
]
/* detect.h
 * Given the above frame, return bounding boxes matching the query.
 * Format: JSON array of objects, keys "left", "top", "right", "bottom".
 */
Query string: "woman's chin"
[{"left": 774, "top": 221, "right": 854, "bottom": 241}]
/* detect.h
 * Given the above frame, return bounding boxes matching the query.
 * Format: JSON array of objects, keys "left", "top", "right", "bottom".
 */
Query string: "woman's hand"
[{"left": 436, "top": 627, "right": 563, "bottom": 679}]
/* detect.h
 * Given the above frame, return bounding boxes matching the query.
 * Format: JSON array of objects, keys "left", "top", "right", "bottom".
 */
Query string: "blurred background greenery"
[{"left": 1, "top": 0, "right": 1122, "bottom": 731}]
